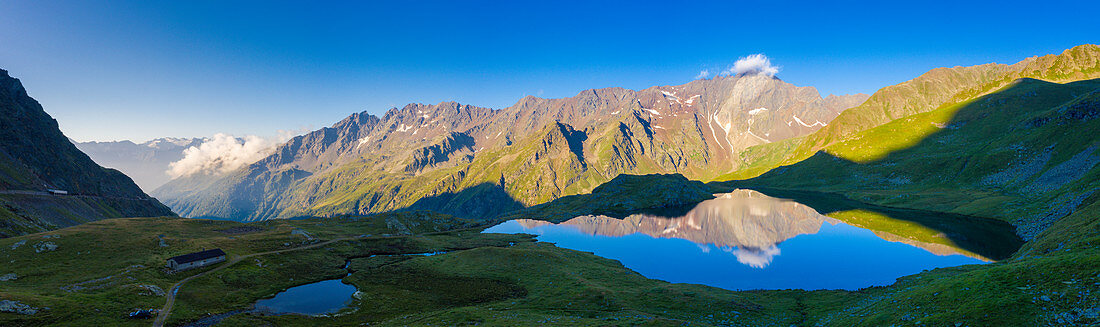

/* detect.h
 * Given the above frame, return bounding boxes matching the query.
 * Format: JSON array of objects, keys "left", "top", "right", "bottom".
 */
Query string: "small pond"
[
  {"left": 253, "top": 278, "right": 357, "bottom": 315},
  {"left": 250, "top": 252, "right": 452, "bottom": 316},
  {"left": 484, "top": 189, "right": 1022, "bottom": 290}
]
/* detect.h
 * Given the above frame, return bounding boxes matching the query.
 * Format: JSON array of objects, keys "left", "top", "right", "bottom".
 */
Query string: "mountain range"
[
  {"left": 153, "top": 74, "right": 867, "bottom": 221},
  {"left": 7, "top": 45, "right": 1096, "bottom": 239},
  {"left": 155, "top": 45, "right": 1100, "bottom": 224},
  {"left": 75, "top": 137, "right": 205, "bottom": 191}
]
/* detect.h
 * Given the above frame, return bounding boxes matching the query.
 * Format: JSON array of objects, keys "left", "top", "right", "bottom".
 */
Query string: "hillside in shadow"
[
  {"left": 714, "top": 78, "right": 1100, "bottom": 243},
  {"left": 403, "top": 182, "right": 525, "bottom": 220},
  {"left": 498, "top": 173, "right": 715, "bottom": 223}
]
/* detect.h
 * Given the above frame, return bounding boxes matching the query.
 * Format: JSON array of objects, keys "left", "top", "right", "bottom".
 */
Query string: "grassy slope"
[
  {"left": 714, "top": 136, "right": 805, "bottom": 181},
  {"left": 721, "top": 44, "right": 1100, "bottom": 181},
  {"left": 0, "top": 212, "right": 482, "bottom": 326},
  {"left": 792, "top": 44, "right": 1100, "bottom": 163},
  {"left": 702, "top": 78, "right": 1100, "bottom": 324},
  {"left": 723, "top": 79, "right": 1100, "bottom": 232}
]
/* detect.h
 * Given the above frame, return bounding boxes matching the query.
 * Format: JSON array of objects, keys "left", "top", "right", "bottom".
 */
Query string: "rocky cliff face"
[
  {"left": 0, "top": 69, "right": 175, "bottom": 237},
  {"left": 155, "top": 75, "right": 866, "bottom": 221}
]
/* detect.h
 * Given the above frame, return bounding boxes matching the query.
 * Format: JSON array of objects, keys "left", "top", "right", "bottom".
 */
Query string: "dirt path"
[{"left": 152, "top": 236, "right": 360, "bottom": 327}]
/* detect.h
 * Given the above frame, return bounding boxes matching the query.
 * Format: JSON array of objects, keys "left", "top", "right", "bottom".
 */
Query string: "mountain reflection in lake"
[{"left": 484, "top": 189, "right": 993, "bottom": 290}]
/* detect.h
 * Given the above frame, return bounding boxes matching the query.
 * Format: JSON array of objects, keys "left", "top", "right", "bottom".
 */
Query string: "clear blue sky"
[{"left": 2, "top": 0, "right": 1097, "bottom": 142}]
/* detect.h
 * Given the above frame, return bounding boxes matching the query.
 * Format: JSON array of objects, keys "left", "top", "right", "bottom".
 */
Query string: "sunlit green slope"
[
  {"left": 722, "top": 78, "right": 1100, "bottom": 241},
  {"left": 718, "top": 44, "right": 1100, "bottom": 181}
]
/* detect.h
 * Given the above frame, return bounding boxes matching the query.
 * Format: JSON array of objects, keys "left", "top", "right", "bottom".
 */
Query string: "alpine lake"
[{"left": 250, "top": 188, "right": 1023, "bottom": 315}]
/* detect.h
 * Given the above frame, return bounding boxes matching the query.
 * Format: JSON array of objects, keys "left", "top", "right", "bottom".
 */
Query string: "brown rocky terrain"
[{"left": 155, "top": 75, "right": 867, "bottom": 221}]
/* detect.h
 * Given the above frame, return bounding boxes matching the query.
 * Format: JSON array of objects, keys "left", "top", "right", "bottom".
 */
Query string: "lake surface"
[
  {"left": 253, "top": 278, "right": 357, "bottom": 315},
  {"left": 484, "top": 189, "right": 1021, "bottom": 291}
]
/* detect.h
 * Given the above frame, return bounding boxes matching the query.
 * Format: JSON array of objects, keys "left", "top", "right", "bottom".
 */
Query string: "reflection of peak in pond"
[
  {"left": 516, "top": 189, "right": 1002, "bottom": 262},
  {"left": 519, "top": 189, "right": 837, "bottom": 250},
  {"left": 488, "top": 188, "right": 997, "bottom": 290}
]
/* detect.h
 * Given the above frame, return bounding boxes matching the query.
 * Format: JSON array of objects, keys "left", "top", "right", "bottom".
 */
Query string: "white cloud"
[
  {"left": 726, "top": 54, "right": 779, "bottom": 77},
  {"left": 166, "top": 131, "right": 299, "bottom": 178},
  {"left": 724, "top": 244, "right": 781, "bottom": 268},
  {"left": 695, "top": 69, "right": 711, "bottom": 79}
]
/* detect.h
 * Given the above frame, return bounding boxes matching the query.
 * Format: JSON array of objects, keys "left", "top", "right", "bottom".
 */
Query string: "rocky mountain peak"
[{"left": 152, "top": 63, "right": 874, "bottom": 221}]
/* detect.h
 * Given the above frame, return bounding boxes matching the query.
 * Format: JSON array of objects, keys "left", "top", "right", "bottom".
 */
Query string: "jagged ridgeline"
[
  {"left": 0, "top": 69, "right": 175, "bottom": 237},
  {"left": 155, "top": 44, "right": 1100, "bottom": 223},
  {"left": 155, "top": 74, "right": 867, "bottom": 221}
]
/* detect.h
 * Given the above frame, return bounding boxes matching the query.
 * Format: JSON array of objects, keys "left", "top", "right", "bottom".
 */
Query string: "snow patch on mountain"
[
  {"left": 792, "top": 115, "right": 826, "bottom": 127},
  {"left": 747, "top": 130, "right": 770, "bottom": 142}
]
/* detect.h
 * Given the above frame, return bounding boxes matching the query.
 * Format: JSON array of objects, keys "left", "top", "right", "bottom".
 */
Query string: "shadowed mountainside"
[
  {"left": 0, "top": 69, "right": 175, "bottom": 237},
  {"left": 498, "top": 173, "right": 716, "bottom": 223}
]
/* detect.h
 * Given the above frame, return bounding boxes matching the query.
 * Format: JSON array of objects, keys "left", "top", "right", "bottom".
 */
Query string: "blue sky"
[{"left": 1, "top": 0, "right": 1097, "bottom": 142}]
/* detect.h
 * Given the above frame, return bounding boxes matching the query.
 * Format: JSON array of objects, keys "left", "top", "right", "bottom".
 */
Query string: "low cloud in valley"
[{"left": 167, "top": 131, "right": 299, "bottom": 178}]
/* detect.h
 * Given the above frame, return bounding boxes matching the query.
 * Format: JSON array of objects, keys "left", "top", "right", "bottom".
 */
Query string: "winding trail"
[{"left": 152, "top": 236, "right": 361, "bottom": 327}]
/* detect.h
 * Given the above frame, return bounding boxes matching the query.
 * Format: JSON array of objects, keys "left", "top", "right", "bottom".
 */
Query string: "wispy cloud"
[
  {"left": 725, "top": 54, "right": 779, "bottom": 77},
  {"left": 166, "top": 130, "right": 300, "bottom": 178},
  {"left": 695, "top": 69, "right": 711, "bottom": 79}
]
